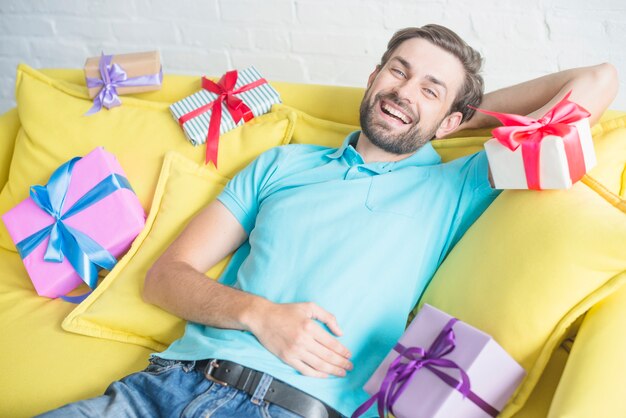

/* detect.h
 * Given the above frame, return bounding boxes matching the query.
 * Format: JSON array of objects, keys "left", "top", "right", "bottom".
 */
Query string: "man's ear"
[
  {"left": 367, "top": 66, "right": 381, "bottom": 88},
  {"left": 435, "top": 111, "right": 463, "bottom": 138}
]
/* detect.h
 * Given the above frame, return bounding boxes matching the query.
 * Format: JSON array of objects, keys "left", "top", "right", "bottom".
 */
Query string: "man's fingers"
[
  {"left": 300, "top": 351, "right": 348, "bottom": 378},
  {"left": 305, "top": 303, "right": 352, "bottom": 362},
  {"left": 290, "top": 358, "right": 328, "bottom": 378},
  {"left": 309, "top": 304, "right": 344, "bottom": 336},
  {"left": 309, "top": 322, "right": 352, "bottom": 361},
  {"left": 308, "top": 332, "right": 353, "bottom": 373}
]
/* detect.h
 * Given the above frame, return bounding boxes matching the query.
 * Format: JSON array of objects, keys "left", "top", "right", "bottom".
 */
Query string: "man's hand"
[{"left": 245, "top": 300, "right": 353, "bottom": 378}]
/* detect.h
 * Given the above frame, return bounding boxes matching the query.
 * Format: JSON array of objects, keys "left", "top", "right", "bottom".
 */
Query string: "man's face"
[{"left": 360, "top": 38, "right": 465, "bottom": 155}]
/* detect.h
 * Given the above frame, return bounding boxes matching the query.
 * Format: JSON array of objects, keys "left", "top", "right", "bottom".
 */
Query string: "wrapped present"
[
  {"left": 84, "top": 51, "right": 162, "bottom": 115},
  {"left": 169, "top": 66, "right": 281, "bottom": 166},
  {"left": 354, "top": 304, "right": 525, "bottom": 418},
  {"left": 1, "top": 147, "right": 146, "bottom": 302},
  {"left": 476, "top": 92, "right": 596, "bottom": 190}
]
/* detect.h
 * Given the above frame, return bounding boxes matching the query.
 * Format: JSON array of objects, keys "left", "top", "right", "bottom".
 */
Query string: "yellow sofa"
[{"left": 0, "top": 66, "right": 625, "bottom": 418}]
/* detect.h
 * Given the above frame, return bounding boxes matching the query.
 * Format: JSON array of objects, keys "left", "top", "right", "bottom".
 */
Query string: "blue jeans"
[{"left": 37, "top": 357, "right": 304, "bottom": 418}]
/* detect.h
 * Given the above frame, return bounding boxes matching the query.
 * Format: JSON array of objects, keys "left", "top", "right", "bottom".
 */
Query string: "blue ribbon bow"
[
  {"left": 85, "top": 53, "right": 163, "bottom": 115},
  {"left": 16, "top": 157, "right": 133, "bottom": 303}
]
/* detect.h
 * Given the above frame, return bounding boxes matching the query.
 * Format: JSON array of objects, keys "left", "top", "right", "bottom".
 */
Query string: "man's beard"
[{"left": 359, "top": 91, "right": 440, "bottom": 155}]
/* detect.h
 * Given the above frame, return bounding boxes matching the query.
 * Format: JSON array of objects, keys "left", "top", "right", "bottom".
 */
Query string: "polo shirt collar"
[{"left": 326, "top": 131, "right": 442, "bottom": 171}]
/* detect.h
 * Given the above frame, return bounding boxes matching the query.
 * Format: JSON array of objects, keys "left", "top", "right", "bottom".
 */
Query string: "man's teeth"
[{"left": 381, "top": 103, "right": 410, "bottom": 124}]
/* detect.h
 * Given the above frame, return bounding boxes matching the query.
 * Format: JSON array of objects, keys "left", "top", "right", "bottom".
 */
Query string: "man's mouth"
[{"left": 379, "top": 100, "right": 413, "bottom": 125}]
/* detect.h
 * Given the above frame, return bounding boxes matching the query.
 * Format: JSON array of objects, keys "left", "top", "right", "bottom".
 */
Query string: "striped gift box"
[{"left": 169, "top": 66, "right": 281, "bottom": 146}]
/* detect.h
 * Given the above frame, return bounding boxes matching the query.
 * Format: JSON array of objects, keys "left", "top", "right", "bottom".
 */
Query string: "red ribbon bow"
[
  {"left": 473, "top": 91, "right": 590, "bottom": 189},
  {"left": 178, "top": 70, "right": 267, "bottom": 166}
]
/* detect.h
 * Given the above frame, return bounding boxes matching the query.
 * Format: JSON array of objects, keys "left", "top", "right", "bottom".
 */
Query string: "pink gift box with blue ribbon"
[
  {"left": 354, "top": 304, "right": 526, "bottom": 418},
  {"left": 1, "top": 147, "right": 146, "bottom": 302}
]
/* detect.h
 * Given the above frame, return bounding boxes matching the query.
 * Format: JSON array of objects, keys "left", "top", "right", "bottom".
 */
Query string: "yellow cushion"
[
  {"left": 431, "top": 135, "right": 490, "bottom": 163},
  {"left": 275, "top": 103, "right": 358, "bottom": 147},
  {"left": 418, "top": 114, "right": 626, "bottom": 417},
  {"left": 0, "top": 64, "right": 296, "bottom": 250},
  {"left": 0, "top": 108, "right": 20, "bottom": 190},
  {"left": 511, "top": 345, "right": 570, "bottom": 418},
  {"left": 546, "top": 273, "right": 626, "bottom": 417},
  {"left": 63, "top": 152, "right": 234, "bottom": 350},
  {"left": 583, "top": 114, "right": 626, "bottom": 199}
]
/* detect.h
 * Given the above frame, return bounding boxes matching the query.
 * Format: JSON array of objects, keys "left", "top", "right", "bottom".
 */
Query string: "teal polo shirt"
[{"left": 160, "top": 131, "right": 500, "bottom": 416}]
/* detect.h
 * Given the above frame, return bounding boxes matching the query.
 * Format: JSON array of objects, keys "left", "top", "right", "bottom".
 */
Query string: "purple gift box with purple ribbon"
[
  {"left": 354, "top": 304, "right": 526, "bottom": 418},
  {"left": 84, "top": 51, "right": 163, "bottom": 115}
]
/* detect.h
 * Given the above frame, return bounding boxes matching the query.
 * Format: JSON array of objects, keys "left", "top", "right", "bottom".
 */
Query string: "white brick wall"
[{"left": 0, "top": 0, "right": 625, "bottom": 114}]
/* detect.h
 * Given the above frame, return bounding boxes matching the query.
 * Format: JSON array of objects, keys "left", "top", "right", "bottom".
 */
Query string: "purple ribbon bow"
[
  {"left": 352, "top": 318, "right": 499, "bottom": 418},
  {"left": 85, "top": 53, "right": 162, "bottom": 115}
]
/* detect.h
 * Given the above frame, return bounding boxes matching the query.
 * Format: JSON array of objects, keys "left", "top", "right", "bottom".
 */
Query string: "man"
[{"left": 41, "top": 24, "right": 618, "bottom": 417}]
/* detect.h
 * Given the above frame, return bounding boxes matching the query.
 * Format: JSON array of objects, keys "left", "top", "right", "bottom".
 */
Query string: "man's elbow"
[
  {"left": 142, "top": 261, "right": 165, "bottom": 305},
  {"left": 595, "top": 62, "right": 619, "bottom": 105}
]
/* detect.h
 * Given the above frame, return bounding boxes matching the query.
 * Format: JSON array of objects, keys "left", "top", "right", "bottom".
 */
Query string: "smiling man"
[
  {"left": 40, "top": 24, "right": 618, "bottom": 418},
  {"left": 359, "top": 34, "right": 474, "bottom": 158}
]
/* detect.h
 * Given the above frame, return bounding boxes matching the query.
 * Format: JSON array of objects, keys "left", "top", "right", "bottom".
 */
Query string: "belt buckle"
[{"left": 203, "top": 359, "right": 229, "bottom": 386}]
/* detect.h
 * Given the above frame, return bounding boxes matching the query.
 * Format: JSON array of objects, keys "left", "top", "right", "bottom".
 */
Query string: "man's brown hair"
[{"left": 380, "top": 24, "right": 484, "bottom": 122}]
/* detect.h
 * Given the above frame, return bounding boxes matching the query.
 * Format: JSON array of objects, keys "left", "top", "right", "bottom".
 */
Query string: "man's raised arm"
[{"left": 460, "top": 63, "right": 619, "bottom": 130}]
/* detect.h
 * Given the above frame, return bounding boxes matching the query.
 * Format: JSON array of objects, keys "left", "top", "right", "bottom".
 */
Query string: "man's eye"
[
  {"left": 424, "top": 88, "right": 437, "bottom": 98},
  {"left": 392, "top": 68, "right": 406, "bottom": 78}
]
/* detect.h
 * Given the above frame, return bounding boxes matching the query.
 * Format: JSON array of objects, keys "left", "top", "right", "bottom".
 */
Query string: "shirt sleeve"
[
  {"left": 217, "top": 147, "right": 284, "bottom": 234},
  {"left": 445, "top": 150, "right": 501, "bottom": 253}
]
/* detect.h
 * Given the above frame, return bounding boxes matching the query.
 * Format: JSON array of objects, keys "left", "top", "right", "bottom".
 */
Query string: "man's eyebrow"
[
  {"left": 391, "top": 56, "right": 412, "bottom": 69},
  {"left": 425, "top": 75, "right": 448, "bottom": 93}
]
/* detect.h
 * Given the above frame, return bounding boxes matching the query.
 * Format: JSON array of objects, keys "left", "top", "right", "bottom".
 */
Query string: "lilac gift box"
[
  {"left": 362, "top": 304, "right": 526, "bottom": 418},
  {"left": 2, "top": 147, "right": 146, "bottom": 299}
]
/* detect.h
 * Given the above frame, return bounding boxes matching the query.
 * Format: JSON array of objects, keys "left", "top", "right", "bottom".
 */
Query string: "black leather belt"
[{"left": 195, "top": 359, "right": 343, "bottom": 418}]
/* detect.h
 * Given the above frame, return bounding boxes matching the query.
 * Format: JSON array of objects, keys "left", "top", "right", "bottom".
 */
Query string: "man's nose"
[{"left": 392, "top": 80, "right": 416, "bottom": 105}]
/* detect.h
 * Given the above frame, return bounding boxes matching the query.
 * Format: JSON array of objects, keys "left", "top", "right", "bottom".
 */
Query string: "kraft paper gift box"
[
  {"left": 359, "top": 304, "right": 525, "bottom": 418},
  {"left": 478, "top": 93, "right": 595, "bottom": 190},
  {"left": 2, "top": 147, "right": 146, "bottom": 299},
  {"left": 169, "top": 66, "right": 281, "bottom": 165},
  {"left": 84, "top": 50, "right": 162, "bottom": 99}
]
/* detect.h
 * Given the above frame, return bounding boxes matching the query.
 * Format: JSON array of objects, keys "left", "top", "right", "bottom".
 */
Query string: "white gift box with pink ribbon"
[
  {"left": 485, "top": 118, "right": 596, "bottom": 189},
  {"left": 477, "top": 93, "right": 596, "bottom": 190}
]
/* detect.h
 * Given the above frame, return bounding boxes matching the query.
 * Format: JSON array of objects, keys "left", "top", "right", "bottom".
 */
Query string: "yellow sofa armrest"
[
  {"left": 547, "top": 276, "right": 626, "bottom": 417},
  {"left": 0, "top": 108, "right": 20, "bottom": 190}
]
